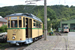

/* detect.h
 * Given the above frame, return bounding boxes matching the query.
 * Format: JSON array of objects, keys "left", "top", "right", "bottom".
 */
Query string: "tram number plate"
[{"left": 11, "top": 17, "right": 17, "bottom": 20}]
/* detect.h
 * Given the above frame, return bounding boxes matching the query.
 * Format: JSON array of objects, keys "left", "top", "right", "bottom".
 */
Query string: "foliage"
[
  {"left": 0, "top": 5, "right": 75, "bottom": 31},
  {"left": 0, "top": 25, "right": 7, "bottom": 32}
]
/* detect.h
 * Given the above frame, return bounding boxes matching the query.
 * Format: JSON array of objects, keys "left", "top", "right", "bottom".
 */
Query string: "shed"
[{"left": 60, "top": 19, "right": 75, "bottom": 32}]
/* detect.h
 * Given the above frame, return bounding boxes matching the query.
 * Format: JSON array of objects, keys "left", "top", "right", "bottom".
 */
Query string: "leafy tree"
[{"left": 0, "top": 5, "right": 75, "bottom": 31}]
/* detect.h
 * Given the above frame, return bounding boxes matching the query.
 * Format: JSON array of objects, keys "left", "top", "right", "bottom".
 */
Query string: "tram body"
[
  {"left": 7, "top": 13, "right": 43, "bottom": 45},
  {"left": 63, "top": 25, "right": 69, "bottom": 33}
]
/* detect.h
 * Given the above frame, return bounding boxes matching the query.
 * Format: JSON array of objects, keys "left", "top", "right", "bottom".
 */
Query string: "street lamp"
[{"left": 44, "top": 0, "right": 47, "bottom": 40}]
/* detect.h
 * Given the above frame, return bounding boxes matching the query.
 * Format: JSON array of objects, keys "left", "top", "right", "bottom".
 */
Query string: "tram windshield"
[
  {"left": 64, "top": 27, "right": 68, "bottom": 29},
  {"left": 11, "top": 20, "right": 17, "bottom": 28},
  {"left": 8, "top": 20, "right": 22, "bottom": 28}
]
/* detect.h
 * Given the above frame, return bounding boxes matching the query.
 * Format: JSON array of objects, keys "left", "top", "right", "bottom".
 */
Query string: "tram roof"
[{"left": 6, "top": 13, "right": 42, "bottom": 22}]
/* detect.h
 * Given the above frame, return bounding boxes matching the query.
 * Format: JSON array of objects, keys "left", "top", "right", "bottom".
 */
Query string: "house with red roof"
[{"left": 0, "top": 16, "right": 7, "bottom": 27}]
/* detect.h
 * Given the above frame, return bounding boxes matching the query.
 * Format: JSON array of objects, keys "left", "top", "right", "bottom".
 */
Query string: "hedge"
[{"left": 0, "top": 25, "right": 7, "bottom": 32}]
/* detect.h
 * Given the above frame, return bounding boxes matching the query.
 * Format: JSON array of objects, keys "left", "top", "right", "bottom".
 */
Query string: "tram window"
[
  {"left": 8, "top": 21, "right": 10, "bottom": 28},
  {"left": 36, "top": 21, "right": 38, "bottom": 28},
  {"left": 11, "top": 20, "right": 17, "bottom": 28},
  {"left": 40, "top": 23, "right": 42, "bottom": 28},
  {"left": 23, "top": 18, "right": 25, "bottom": 27},
  {"left": 39, "top": 23, "right": 41, "bottom": 28},
  {"left": 33, "top": 20, "right": 35, "bottom": 22},
  {"left": 64, "top": 27, "right": 68, "bottom": 29},
  {"left": 19, "top": 20, "right": 22, "bottom": 27},
  {"left": 33, "top": 23, "right": 35, "bottom": 28},
  {"left": 19, "top": 17, "right": 21, "bottom": 19},
  {"left": 11, "top": 21, "right": 13, "bottom": 27}
]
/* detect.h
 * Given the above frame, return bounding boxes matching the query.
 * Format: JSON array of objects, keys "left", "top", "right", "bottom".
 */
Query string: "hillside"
[{"left": 0, "top": 5, "right": 75, "bottom": 30}]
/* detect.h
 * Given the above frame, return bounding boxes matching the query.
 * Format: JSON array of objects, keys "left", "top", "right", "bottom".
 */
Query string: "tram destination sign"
[{"left": 11, "top": 17, "right": 17, "bottom": 20}]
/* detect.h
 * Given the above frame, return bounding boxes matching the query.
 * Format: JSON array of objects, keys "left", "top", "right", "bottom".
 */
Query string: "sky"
[{"left": 0, "top": 0, "right": 75, "bottom": 7}]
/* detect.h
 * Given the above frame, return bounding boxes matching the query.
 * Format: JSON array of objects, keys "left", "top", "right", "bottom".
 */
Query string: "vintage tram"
[
  {"left": 7, "top": 13, "right": 43, "bottom": 45},
  {"left": 63, "top": 25, "right": 69, "bottom": 33}
]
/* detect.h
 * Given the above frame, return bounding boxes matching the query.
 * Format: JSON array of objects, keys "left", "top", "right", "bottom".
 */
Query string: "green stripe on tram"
[
  {"left": 7, "top": 28, "right": 42, "bottom": 29},
  {"left": 32, "top": 28, "right": 42, "bottom": 29},
  {"left": 7, "top": 28, "right": 26, "bottom": 29}
]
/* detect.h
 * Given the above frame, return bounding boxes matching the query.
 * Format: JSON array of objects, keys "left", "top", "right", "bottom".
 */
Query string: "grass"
[
  {"left": 51, "top": 33, "right": 55, "bottom": 36},
  {"left": 0, "top": 43, "right": 9, "bottom": 49},
  {"left": 0, "top": 32, "right": 3, "bottom": 33}
]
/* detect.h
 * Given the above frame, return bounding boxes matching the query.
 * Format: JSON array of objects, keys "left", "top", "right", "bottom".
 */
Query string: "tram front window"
[
  {"left": 64, "top": 27, "right": 68, "bottom": 29},
  {"left": 11, "top": 20, "right": 17, "bottom": 28}
]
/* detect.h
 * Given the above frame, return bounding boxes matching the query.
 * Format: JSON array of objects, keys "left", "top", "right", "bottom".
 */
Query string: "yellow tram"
[{"left": 7, "top": 13, "right": 43, "bottom": 45}]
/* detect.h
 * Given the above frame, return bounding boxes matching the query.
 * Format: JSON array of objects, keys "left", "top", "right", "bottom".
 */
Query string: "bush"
[{"left": 0, "top": 25, "right": 7, "bottom": 32}]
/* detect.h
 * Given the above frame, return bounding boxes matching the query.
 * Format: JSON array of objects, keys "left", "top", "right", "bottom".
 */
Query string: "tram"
[
  {"left": 63, "top": 25, "right": 69, "bottom": 33},
  {"left": 7, "top": 13, "right": 43, "bottom": 45}
]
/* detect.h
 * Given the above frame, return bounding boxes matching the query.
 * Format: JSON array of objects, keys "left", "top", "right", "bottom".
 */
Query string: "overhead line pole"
[{"left": 44, "top": 0, "right": 47, "bottom": 40}]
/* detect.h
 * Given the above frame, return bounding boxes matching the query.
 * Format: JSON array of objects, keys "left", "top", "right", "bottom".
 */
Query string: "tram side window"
[
  {"left": 39, "top": 23, "right": 41, "bottom": 28},
  {"left": 11, "top": 20, "right": 17, "bottom": 28},
  {"left": 33, "top": 20, "right": 36, "bottom": 28},
  {"left": 19, "top": 20, "right": 22, "bottom": 27},
  {"left": 8, "top": 21, "right": 10, "bottom": 28},
  {"left": 36, "top": 21, "right": 38, "bottom": 28},
  {"left": 33, "top": 23, "right": 35, "bottom": 28},
  {"left": 23, "top": 18, "right": 25, "bottom": 27}
]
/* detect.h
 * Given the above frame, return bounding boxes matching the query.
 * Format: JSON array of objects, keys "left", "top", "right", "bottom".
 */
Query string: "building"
[
  {"left": 0, "top": 16, "right": 3, "bottom": 18},
  {"left": 60, "top": 19, "right": 75, "bottom": 32},
  {"left": 0, "top": 18, "right": 7, "bottom": 27},
  {"left": 4, "top": 17, "right": 7, "bottom": 20}
]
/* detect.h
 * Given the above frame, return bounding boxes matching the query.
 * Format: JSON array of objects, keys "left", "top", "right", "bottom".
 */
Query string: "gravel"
[{"left": 23, "top": 36, "right": 68, "bottom": 50}]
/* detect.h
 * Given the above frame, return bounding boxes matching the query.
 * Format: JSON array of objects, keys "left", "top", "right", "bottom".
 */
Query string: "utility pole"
[
  {"left": 61, "top": 16, "right": 62, "bottom": 32},
  {"left": 59, "top": 0, "right": 62, "bottom": 32},
  {"left": 44, "top": 0, "right": 47, "bottom": 40}
]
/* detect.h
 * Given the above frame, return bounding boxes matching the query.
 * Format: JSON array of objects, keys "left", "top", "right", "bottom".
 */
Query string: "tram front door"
[
  {"left": 26, "top": 18, "right": 32, "bottom": 38},
  {"left": 26, "top": 18, "right": 28, "bottom": 38}
]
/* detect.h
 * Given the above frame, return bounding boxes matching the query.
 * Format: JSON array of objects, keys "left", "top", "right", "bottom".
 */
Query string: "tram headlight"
[{"left": 12, "top": 36, "right": 15, "bottom": 39}]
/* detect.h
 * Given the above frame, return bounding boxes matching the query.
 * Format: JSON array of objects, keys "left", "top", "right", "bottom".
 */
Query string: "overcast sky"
[{"left": 0, "top": 0, "right": 75, "bottom": 7}]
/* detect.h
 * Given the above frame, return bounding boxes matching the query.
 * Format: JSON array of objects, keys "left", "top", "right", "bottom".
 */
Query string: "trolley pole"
[{"left": 44, "top": 0, "right": 47, "bottom": 40}]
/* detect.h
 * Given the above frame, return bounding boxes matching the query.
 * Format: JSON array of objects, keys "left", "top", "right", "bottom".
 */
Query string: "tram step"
[{"left": 25, "top": 38, "right": 33, "bottom": 44}]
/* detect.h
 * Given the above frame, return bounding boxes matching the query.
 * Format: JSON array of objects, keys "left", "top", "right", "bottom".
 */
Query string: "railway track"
[
  {"left": 4, "top": 38, "right": 42, "bottom": 50},
  {"left": 55, "top": 32, "right": 61, "bottom": 36},
  {"left": 5, "top": 44, "right": 28, "bottom": 50},
  {"left": 55, "top": 32, "right": 68, "bottom": 50}
]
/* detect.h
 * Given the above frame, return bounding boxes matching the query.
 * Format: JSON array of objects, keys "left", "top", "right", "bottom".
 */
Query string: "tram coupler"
[{"left": 16, "top": 43, "right": 19, "bottom": 46}]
